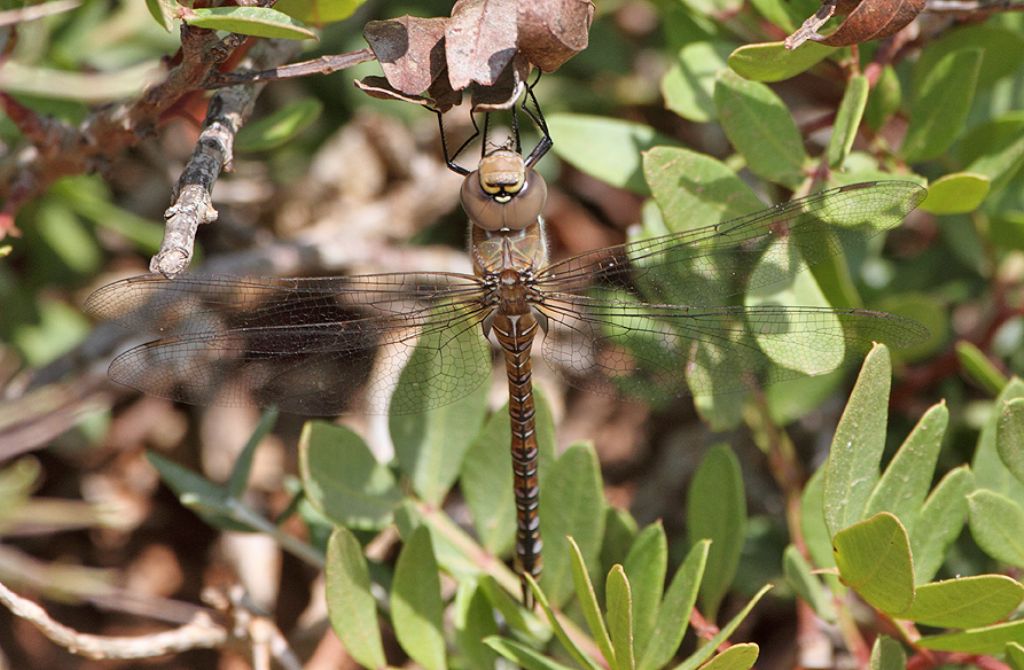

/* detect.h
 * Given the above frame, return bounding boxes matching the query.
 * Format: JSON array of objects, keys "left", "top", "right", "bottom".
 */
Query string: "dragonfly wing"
[
  {"left": 537, "top": 296, "right": 927, "bottom": 400},
  {"left": 535, "top": 181, "right": 926, "bottom": 306},
  {"left": 91, "top": 274, "right": 493, "bottom": 415}
]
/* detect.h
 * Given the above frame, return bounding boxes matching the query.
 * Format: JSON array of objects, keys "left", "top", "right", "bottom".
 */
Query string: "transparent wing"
[
  {"left": 86, "top": 273, "right": 493, "bottom": 415},
  {"left": 538, "top": 295, "right": 928, "bottom": 400},
  {"left": 535, "top": 181, "right": 926, "bottom": 306}
]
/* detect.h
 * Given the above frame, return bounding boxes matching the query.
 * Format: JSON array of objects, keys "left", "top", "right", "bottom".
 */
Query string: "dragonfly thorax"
[{"left": 461, "top": 149, "right": 548, "bottom": 232}]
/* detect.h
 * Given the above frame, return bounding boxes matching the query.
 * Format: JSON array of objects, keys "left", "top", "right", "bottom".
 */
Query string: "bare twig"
[
  {"left": 0, "top": 579, "right": 228, "bottom": 660},
  {"left": 203, "top": 48, "right": 376, "bottom": 89},
  {"left": 0, "top": 0, "right": 82, "bottom": 27},
  {"left": 784, "top": 0, "right": 840, "bottom": 49},
  {"left": 152, "top": 37, "right": 302, "bottom": 277}
]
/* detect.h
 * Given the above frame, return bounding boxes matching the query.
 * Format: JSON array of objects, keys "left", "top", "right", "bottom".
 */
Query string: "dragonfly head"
[{"left": 462, "top": 149, "right": 547, "bottom": 232}]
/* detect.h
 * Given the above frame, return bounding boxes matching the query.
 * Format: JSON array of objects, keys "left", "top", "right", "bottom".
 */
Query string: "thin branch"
[
  {"left": 0, "top": 579, "right": 228, "bottom": 660},
  {"left": 0, "top": 0, "right": 82, "bottom": 27},
  {"left": 152, "top": 37, "right": 302, "bottom": 277},
  {"left": 202, "top": 48, "right": 376, "bottom": 89}
]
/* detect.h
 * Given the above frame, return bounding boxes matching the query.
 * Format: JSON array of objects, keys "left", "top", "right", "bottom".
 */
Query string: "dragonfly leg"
[
  {"left": 434, "top": 108, "right": 475, "bottom": 176},
  {"left": 523, "top": 71, "right": 552, "bottom": 168}
]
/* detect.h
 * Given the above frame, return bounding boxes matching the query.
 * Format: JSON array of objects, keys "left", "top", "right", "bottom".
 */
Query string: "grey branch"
[{"left": 151, "top": 38, "right": 302, "bottom": 277}]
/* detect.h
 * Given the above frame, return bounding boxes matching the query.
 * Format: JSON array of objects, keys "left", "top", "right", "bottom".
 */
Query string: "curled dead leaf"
[{"left": 785, "top": 0, "right": 924, "bottom": 49}]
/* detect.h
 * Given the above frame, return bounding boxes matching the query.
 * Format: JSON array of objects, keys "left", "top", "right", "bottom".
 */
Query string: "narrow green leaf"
[
  {"left": 1007, "top": 642, "right": 1024, "bottom": 670},
  {"left": 391, "top": 526, "right": 446, "bottom": 670},
  {"left": 147, "top": 452, "right": 245, "bottom": 531},
  {"left": 833, "top": 512, "right": 915, "bottom": 614},
  {"left": 727, "top": 41, "right": 835, "bottom": 82},
  {"left": 824, "top": 344, "right": 891, "bottom": 536},
  {"left": 540, "top": 442, "right": 606, "bottom": 607},
  {"left": 968, "top": 490, "right": 1024, "bottom": 568},
  {"left": 902, "top": 49, "right": 983, "bottom": 163},
  {"left": 607, "top": 566, "right": 636, "bottom": 670},
  {"left": 462, "top": 389, "right": 555, "bottom": 555},
  {"left": 299, "top": 422, "right": 401, "bottom": 530},
  {"left": 275, "top": 0, "right": 365, "bottom": 23},
  {"left": 913, "top": 24, "right": 1024, "bottom": 91},
  {"left": 235, "top": 99, "right": 324, "bottom": 152},
  {"left": 325, "top": 527, "right": 387, "bottom": 670},
  {"left": 228, "top": 406, "right": 279, "bottom": 498},
  {"left": 643, "top": 146, "right": 763, "bottom": 234},
  {"left": 910, "top": 465, "right": 973, "bottom": 583},
  {"left": 638, "top": 540, "right": 710, "bottom": 670},
  {"left": 898, "top": 575, "right": 1024, "bottom": 627},
  {"left": 570, "top": 537, "right": 617, "bottom": 668},
  {"left": 864, "top": 402, "right": 948, "bottom": 532},
  {"left": 961, "top": 115, "right": 1024, "bottom": 194},
  {"left": 602, "top": 507, "right": 639, "bottom": 575},
  {"left": 661, "top": 42, "right": 732, "bottom": 123},
  {"left": 697, "top": 643, "right": 758, "bottom": 670},
  {"left": 185, "top": 7, "right": 317, "bottom": 40},
  {"left": 864, "top": 65, "right": 901, "bottom": 130},
  {"left": 672, "top": 585, "right": 772, "bottom": 670},
  {"left": 918, "top": 620, "right": 1024, "bottom": 655},
  {"left": 782, "top": 545, "right": 835, "bottom": 622},
  {"left": 547, "top": 114, "right": 678, "bottom": 194},
  {"left": 527, "top": 575, "right": 603, "bottom": 670},
  {"left": 713, "top": 70, "right": 807, "bottom": 188},
  {"left": 919, "top": 173, "right": 990, "bottom": 215},
  {"left": 484, "top": 637, "right": 576, "bottom": 670},
  {"left": 145, "top": 0, "right": 178, "bottom": 31},
  {"left": 869, "top": 636, "right": 906, "bottom": 670},
  {"left": 687, "top": 445, "right": 746, "bottom": 622},
  {"left": 827, "top": 75, "right": 869, "bottom": 168},
  {"left": 454, "top": 581, "right": 499, "bottom": 670},
  {"left": 624, "top": 523, "right": 668, "bottom": 655},
  {"left": 973, "top": 378, "right": 1024, "bottom": 500},
  {"left": 477, "top": 576, "right": 550, "bottom": 642},
  {"left": 799, "top": 469, "right": 838, "bottom": 580},
  {"left": 997, "top": 398, "right": 1024, "bottom": 485}
]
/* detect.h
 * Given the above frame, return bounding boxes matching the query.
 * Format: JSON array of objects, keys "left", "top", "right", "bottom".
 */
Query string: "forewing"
[{"left": 88, "top": 273, "right": 493, "bottom": 415}]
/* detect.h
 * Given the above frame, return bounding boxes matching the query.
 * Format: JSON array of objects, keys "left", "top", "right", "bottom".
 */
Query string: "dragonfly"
[{"left": 86, "top": 94, "right": 927, "bottom": 607}]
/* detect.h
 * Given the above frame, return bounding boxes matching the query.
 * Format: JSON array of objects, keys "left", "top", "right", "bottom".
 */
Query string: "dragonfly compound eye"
[{"left": 461, "top": 168, "right": 547, "bottom": 232}]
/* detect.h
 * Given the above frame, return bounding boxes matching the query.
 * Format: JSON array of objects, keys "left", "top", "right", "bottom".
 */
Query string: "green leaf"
[
  {"left": 527, "top": 574, "right": 602, "bottom": 670},
  {"left": 453, "top": 581, "right": 499, "bottom": 670},
  {"left": 607, "top": 565, "right": 636, "bottom": 670},
  {"left": 869, "top": 636, "right": 906, "bottom": 670},
  {"left": 919, "top": 173, "right": 990, "bottom": 215},
  {"left": 973, "top": 379, "right": 1024, "bottom": 500},
  {"left": 800, "top": 469, "right": 838, "bottom": 580},
  {"left": 299, "top": 422, "right": 401, "bottom": 530},
  {"left": 484, "top": 637, "right": 576, "bottom": 670},
  {"left": 570, "top": 537, "right": 617, "bottom": 668},
  {"left": 623, "top": 523, "right": 668, "bottom": 655},
  {"left": 957, "top": 341, "right": 1009, "bottom": 396},
  {"left": 998, "top": 398, "right": 1024, "bottom": 485},
  {"left": 864, "top": 65, "right": 901, "bottom": 130},
  {"left": 145, "top": 0, "right": 178, "bottom": 31},
  {"left": 391, "top": 526, "right": 446, "bottom": 670},
  {"left": 782, "top": 545, "right": 835, "bottom": 622},
  {"left": 713, "top": 70, "right": 807, "bottom": 188},
  {"left": 325, "top": 527, "right": 387, "bottom": 670},
  {"left": 833, "top": 512, "right": 915, "bottom": 614},
  {"left": 697, "top": 643, "right": 758, "bottom": 670},
  {"left": 687, "top": 445, "right": 746, "bottom": 622},
  {"left": 727, "top": 41, "right": 835, "bottom": 82},
  {"left": 662, "top": 42, "right": 732, "bottom": 123},
  {"left": 147, "top": 452, "right": 247, "bottom": 531},
  {"left": 673, "top": 585, "right": 772, "bottom": 670},
  {"left": 228, "top": 406, "right": 279, "bottom": 498},
  {"left": 477, "top": 576, "right": 549, "bottom": 641},
  {"left": 864, "top": 402, "right": 948, "bottom": 532},
  {"left": 898, "top": 575, "right": 1024, "bottom": 627},
  {"left": 914, "top": 24, "right": 1024, "bottom": 91},
  {"left": 638, "top": 540, "right": 709, "bottom": 670},
  {"left": 275, "top": 0, "right": 365, "bottom": 23},
  {"left": 37, "top": 201, "right": 101, "bottom": 275},
  {"left": 902, "top": 49, "right": 983, "bottom": 163},
  {"left": 185, "top": 7, "right": 317, "bottom": 40},
  {"left": 910, "top": 465, "right": 973, "bottom": 584},
  {"left": 462, "top": 390, "right": 556, "bottom": 555},
  {"left": 235, "top": 99, "right": 323, "bottom": 153},
  {"left": 823, "top": 344, "right": 891, "bottom": 536},
  {"left": 547, "top": 114, "right": 678, "bottom": 194},
  {"left": 918, "top": 620, "right": 1024, "bottom": 655},
  {"left": 1007, "top": 642, "right": 1024, "bottom": 670},
  {"left": 602, "top": 507, "right": 639, "bottom": 574},
  {"left": 827, "top": 75, "right": 869, "bottom": 168},
  {"left": 968, "top": 490, "right": 1024, "bottom": 568},
  {"left": 961, "top": 114, "right": 1024, "bottom": 194},
  {"left": 643, "top": 146, "right": 763, "bottom": 233},
  {"left": 540, "top": 442, "right": 606, "bottom": 607}
]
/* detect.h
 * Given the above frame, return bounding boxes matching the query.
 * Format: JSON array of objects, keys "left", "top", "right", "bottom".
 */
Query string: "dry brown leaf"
[
  {"left": 785, "top": 0, "right": 924, "bottom": 49},
  {"left": 446, "top": 0, "right": 519, "bottom": 90},
  {"left": 517, "top": 0, "right": 595, "bottom": 72},
  {"left": 363, "top": 16, "right": 447, "bottom": 96}
]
